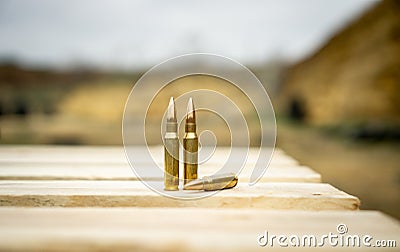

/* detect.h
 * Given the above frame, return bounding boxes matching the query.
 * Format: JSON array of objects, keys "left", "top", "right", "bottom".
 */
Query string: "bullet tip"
[
  {"left": 183, "top": 179, "right": 203, "bottom": 190},
  {"left": 167, "top": 97, "right": 176, "bottom": 122},
  {"left": 186, "top": 97, "right": 196, "bottom": 123}
]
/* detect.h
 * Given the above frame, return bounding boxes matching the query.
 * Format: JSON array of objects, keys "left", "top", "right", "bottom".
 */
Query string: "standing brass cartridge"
[
  {"left": 164, "top": 97, "right": 179, "bottom": 191},
  {"left": 183, "top": 97, "right": 198, "bottom": 187}
]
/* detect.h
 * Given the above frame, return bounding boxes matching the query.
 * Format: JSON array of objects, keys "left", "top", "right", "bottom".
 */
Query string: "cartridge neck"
[
  {"left": 185, "top": 123, "right": 196, "bottom": 133},
  {"left": 166, "top": 122, "right": 177, "bottom": 133}
]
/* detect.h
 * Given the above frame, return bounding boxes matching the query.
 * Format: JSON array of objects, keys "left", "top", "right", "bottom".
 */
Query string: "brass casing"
[
  {"left": 183, "top": 130, "right": 198, "bottom": 186},
  {"left": 203, "top": 173, "right": 238, "bottom": 191},
  {"left": 164, "top": 130, "right": 179, "bottom": 191}
]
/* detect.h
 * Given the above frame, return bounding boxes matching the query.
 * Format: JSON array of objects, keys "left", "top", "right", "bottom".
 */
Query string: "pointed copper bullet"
[
  {"left": 167, "top": 97, "right": 177, "bottom": 123},
  {"left": 186, "top": 97, "right": 196, "bottom": 125}
]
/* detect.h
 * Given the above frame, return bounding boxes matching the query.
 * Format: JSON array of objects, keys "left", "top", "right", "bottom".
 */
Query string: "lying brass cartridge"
[
  {"left": 164, "top": 97, "right": 179, "bottom": 191},
  {"left": 183, "top": 173, "right": 238, "bottom": 191},
  {"left": 183, "top": 97, "right": 198, "bottom": 187}
]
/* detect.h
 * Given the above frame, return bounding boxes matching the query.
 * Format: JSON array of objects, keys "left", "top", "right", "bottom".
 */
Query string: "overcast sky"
[{"left": 0, "top": 0, "right": 377, "bottom": 70}]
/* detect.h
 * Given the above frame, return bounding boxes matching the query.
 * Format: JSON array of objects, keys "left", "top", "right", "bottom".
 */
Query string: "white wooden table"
[{"left": 0, "top": 145, "right": 397, "bottom": 251}]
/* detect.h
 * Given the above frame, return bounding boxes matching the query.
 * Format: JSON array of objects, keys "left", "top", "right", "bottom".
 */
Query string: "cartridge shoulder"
[
  {"left": 164, "top": 132, "right": 178, "bottom": 139},
  {"left": 184, "top": 132, "right": 198, "bottom": 139}
]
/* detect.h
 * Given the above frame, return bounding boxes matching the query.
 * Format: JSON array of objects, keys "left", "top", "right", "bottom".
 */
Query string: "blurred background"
[{"left": 0, "top": 0, "right": 399, "bottom": 218}]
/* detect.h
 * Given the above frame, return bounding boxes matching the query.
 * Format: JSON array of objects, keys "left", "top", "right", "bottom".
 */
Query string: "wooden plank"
[
  {"left": 0, "top": 180, "right": 359, "bottom": 210},
  {"left": 0, "top": 162, "right": 321, "bottom": 182},
  {"left": 0, "top": 145, "right": 299, "bottom": 165},
  {"left": 0, "top": 145, "right": 319, "bottom": 182},
  {"left": 0, "top": 207, "right": 398, "bottom": 251}
]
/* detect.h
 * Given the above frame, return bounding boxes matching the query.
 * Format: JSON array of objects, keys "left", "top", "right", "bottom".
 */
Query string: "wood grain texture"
[
  {"left": 0, "top": 207, "right": 398, "bottom": 251},
  {"left": 0, "top": 145, "right": 298, "bottom": 165},
  {"left": 0, "top": 180, "right": 359, "bottom": 210},
  {"left": 0, "top": 163, "right": 321, "bottom": 182},
  {"left": 0, "top": 145, "right": 320, "bottom": 182}
]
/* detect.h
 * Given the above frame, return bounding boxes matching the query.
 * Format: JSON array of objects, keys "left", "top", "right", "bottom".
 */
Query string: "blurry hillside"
[
  {"left": 278, "top": 0, "right": 400, "bottom": 140},
  {"left": 275, "top": 0, "right": 400, "bottom": 219}
]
